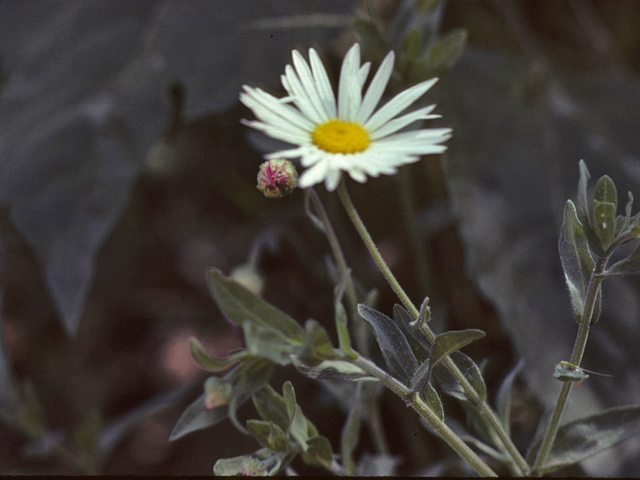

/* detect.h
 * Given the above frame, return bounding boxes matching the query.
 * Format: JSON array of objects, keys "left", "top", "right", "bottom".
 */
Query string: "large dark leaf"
[{"left": 358, "top": 304, "right": 418, "bottom": 386}]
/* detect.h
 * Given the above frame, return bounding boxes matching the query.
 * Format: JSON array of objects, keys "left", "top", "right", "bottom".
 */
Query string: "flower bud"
[
  {"left": 204, "top": 377, "right": 233, "bottom": 410},
  {"left": 257, "top": 159, "right": 298, "bottom": 198}
]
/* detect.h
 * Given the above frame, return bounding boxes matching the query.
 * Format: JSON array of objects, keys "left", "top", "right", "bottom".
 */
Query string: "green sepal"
[{"left": 207, "top": 268, "right": 304, "bottom": 344}]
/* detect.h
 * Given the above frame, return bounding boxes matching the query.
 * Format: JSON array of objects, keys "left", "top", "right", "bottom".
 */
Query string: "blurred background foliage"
[{"left": 1, "top": 0, "right": 640, "bottom": 475}]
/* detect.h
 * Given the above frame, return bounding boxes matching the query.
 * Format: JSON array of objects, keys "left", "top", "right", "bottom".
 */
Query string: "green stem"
[
  {"left": 337, "top": 179, "right": 530, "bottom": 475},
  {"left": 531, "top": 256, "right": 607, "bottom": 474},
  {"left": 354, "top": 356, "right": 498, "bottom": 477}
]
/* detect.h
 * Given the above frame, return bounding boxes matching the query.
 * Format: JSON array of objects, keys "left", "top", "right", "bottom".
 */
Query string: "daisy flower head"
[{"left": 240, "top": 43, "right": 452, "bottom": 192}]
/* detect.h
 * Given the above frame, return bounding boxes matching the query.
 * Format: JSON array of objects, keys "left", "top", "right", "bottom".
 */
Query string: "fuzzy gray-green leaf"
[
  {"left": 252, "top": 384, "right": 289, "bottom": 432},
  {"left": 495, "top": 360, "right": 524, "bottom": 434},
  {"left": 558, "top": 200, "right": 595, "bottom": 323},
  {"left": 434, "top": 350, "right": 486, "bottom": 403},
  {"left": 593, "top": 175, "right": 618, "bottom": 247},
  {"left": 603, "top": 242, "right": 640, "bottom": 276},
  {"left": 189, "top": 337, "right": 244, "bottom": 372},
  {"left": 207, "top": 268, "right": 304, "bottom": 344},
  {"left": 527, "top": 405, "right": 640, "bottom": 475},
  {"left": 358, "top": 304, "right": 418, "bottom": 386}
]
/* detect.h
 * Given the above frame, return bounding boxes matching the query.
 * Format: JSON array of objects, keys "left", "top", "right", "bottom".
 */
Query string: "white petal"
[
  {"left": 291, "top": 50, "right": 330, "bottom": 123},
  {"left": 338, "top": 44, "right": 362, "bottom": 120},
  {"left": 365, "top": 78, "right": 439, "bottom": 132},
  {"left": 309, "top": 48, "right": 337, "bottom": 118},
  {"left": 324, "top": 169, "right": 342, "bottom": 191},
  {"left": 369, "top": 104, "right": 437, "bottom": 139},
  {"left": 357, "top": 50, "right": 394, "bottom": 124},
  {"left": 298, "top": 160, "right": 330, "bottom": 188}
]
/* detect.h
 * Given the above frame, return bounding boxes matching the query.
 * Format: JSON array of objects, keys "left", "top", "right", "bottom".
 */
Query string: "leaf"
[
  {"left": 291, "top": 357, "right": 375, "bottom": 381},
  {"left": 169, "top": 358, "right": 274, "bottom": 440},
  {"left": 334, "top": 269, "right": 358, "bottom": 359},
  {"left": 603, "top": 241, "right": 640, "bottom": 276},
  {"left": 430, "top": 329, "right": 486, "bottom": 373},
  {"left": 247, "top": 420, "right": 287, "bottom": 451},
  {"left": 358, "top": 304, "right": 418, "bottom": 386},
  {"left": 302, "top": 435, "right": 334, "bottom": 468},
  {"left": 243, "top": 321, "right": 294, "bottom": 366},
  {"left": 252, "top": 384, "right": 289, "bottom": 432},
  {"left": 433, "top": 350, "right": 487, "bottom": 403},
  {"left": 419, "top": 383, "right": 444, "bottom": 421},
  {"left": 495, "top": 360, "right": 524, "bottom": 434},
  {"left": 576, "top": 161, "right": 608, "bottom": 257},
  {"left": 213, "top": 449, "right": 273, "bottom": 476},
  {"left": 558, "top": 200, "right": 596, "bottom": 323},
  {"left": 283, "top": 381, "right": 309, "bottom": 451},
  {"left": 593, "top": 175, "right": 618, "bottom": 247},
  {"left": 188, "top": 337, "right": 243, "bottom": 372},
  {"left": 392, "top": 304, "right": 431, "bottom": 359},
  {"left": 301, "top": 319, "right": 336, "bottom": 365},
  {"left": 425, "top": 28, "right": 468, "bottom": 73},
  {"left": 340, "top": 382, "right": 362, "bottom": 475},
  {"left": 527, "top": 405, "right": 640, "bottom": 475},
  {"left": 411, "top": 358, "right": 433, "bottom": 393},
  {"left": 207, "top": 268, "right": 304, "bottom": 344}
]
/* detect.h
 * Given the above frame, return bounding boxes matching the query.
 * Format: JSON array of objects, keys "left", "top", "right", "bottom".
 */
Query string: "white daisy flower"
[{"left": 240, "top": 43, "right": 452, "bottom": 191}]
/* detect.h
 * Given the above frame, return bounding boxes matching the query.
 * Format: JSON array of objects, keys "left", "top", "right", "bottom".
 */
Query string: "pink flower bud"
[{"left": 257, "top": 159, "right": 298, "bottom": 198}]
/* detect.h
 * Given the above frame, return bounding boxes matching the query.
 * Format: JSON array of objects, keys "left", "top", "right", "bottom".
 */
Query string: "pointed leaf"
[
  {"left": 291, "top": 357, "right": 375, "bottom": 381},
  {"left": 430, "top": 329, "right": 486, "bottom": 372},
  {"left": 334, "top": 269, "right": 358, "bottom": 359},
  {"left": 168, "top": 393, "right": 229, "bottom": 441},
  {"left": 603, "top": 241, "right": 640, "bottom": 276},
  {"left": 243, "top": 322, "right": 294, "bottom": 366},
  {"left": 593, "top": 175, "right": 618, "bottom": 247},
  {"left": 301, "top": 319, "right": 336, "bottom": 365},
  {"left": 411, "top": 358, "right": 433, "bottom": 393},
  {"left": 495, "top": 360, "right": 524, "bottom": 433},
  {"left": 558, "top": 200, "right": 595, "bottom": 323},
  {"left": 302, "top": 435, "right": 334, "bottom": 468},
  {"left": 341, "top": 383, "right": 362, "bottom": 475},
  {"left": 528, "top": 405, "right": 640, "bottom": 475},
  {"left": 419, "top": 383, "right": 444, "bottom": 421},
  {"left": 282, "top": 382, "right": 309, "bottom": 451},
  {"left": 393, "top": 304, "right": 431, "bottom": 358},
  {"left": 425, "top": 28, "right": 468, "bottom": 73},
  {"left": 227, "top": 359, "right": 275, "bottom": 434},
  {"left": 252, "top": 384, "right": 289, "bottom": 432},
  {"left": 576, "top": 161, "right": 607, "bottom": 256},
  {"left": 247, "top": 420, "right": 287, "bottom": 451},
  {"left": 358, "top": 304, "right": 418, "bottom": 385},
  {"left": 189, "top": 337, "right": 243, "bottom": 372},
  {"left": 434, "top": 351, "right": 487, "bottom": 402},
  {"left": 207, "top": 268, "right": 304, "bottom": 344}
]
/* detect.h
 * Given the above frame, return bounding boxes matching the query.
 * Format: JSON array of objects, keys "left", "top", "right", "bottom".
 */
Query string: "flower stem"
[
  {"left": 337, "top": 178, "right": 530, "bottom": 475},
  {"left": 531, "top": 255, "right": 607, "bottom": 475},
  {"left": 354, "top": 356, "right": 498, "bottom": 477}
]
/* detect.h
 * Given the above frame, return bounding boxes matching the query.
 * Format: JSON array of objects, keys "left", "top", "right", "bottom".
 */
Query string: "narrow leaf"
[
  {"left": 226, "top": 358, "right": 275, "bottom": 435},
  {"left": 528, "top": 405, "right": 640, "bottom": 475},
  {"left": 247, "top": 420, "right": 287, "bottom": 451},
  {"left": 420, "top": 383, "right": 444, "bottom": 421},
  {"left": 283, "top": 382, "right": 309, "bottom": 451},
  {"left": 207, "top": 268, "right": 304, "bottom": 344},
  {"left": 576, "top": 161, "right": 607, "bottom": 256},
  {"left": 495, "top": 360, "right": 524, "bottom": 434},
  {"left": 558, "top": 200, "right": 595, "bottom": 323},
  {"left": 252, "top": 384, "right": 289, "bottom": 432},
  {"left": 341, "top": 383, "right": 362, "bottom": 475},
  {"left": 291, "top": 357, "right": 375, "bottom": 381},
  {"left": 411, "top": 358, "right": 432, "bottom": 393},
  {"left": 358, "top": 304, "right": 418, "bottom": 386},
  {"left": 168, "top": 394, "right": 229, "bottom": 441},
  {"left": 593, "top": 175, "right": 618, "bottom": 247},
  {"left": 434, "top": 351, "right": 487, "bottom": 403},
  {"left": 334, "top": 269, "right": 358, "bottom": 359},
  {"left": 603, "top": 241, "right": 640, "bottom": 276},
  {"left": 189, "top": 337, "right": 243, "bottom": 372}
]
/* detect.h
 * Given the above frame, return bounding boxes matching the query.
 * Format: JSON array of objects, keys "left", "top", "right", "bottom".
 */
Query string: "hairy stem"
[
  {"left": 337, "top": 179, "right": 529, "bottom": 475},
  {"left": 532, "top": 255, "right": 607, "bottom": 474}
]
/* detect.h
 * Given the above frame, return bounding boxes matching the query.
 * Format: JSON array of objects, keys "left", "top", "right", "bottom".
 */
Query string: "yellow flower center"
[{"left": 312, "top": 120, "right": 370, "bottom": 154}]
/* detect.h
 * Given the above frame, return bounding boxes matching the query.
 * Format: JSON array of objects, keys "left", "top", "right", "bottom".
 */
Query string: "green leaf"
[
  {"left": 207, "top": 268, "right": 304, "bottom": 344},
  {"left": 593, "top": 175, "right": 618, "bottom": 247},
  {"left": 425, "top": 28, "right": 468, "bottom": 73},
  {"left": 291, "top": 357, "right": 375, "bottom": 381},
  {"left": 495, "top": 360, "right": 524, "bottom": 434},
  {"left": 576, "top": 161, "right": 607, "bottom": 257},
  {"left": 243, "top": 321, "right": 294, "bottom": 366},
  {"left": 434, "top": 351, "right": 487, "bottom": 403},
  {"left": 401, "top": 27, "right": 423, "bottom": 63},
  {"left": 341, "top": 382, "right": 362, "bottom": 475},
  {"left": 252, "top": 384, "right": 289, "bottom": 432},
  {"left": 301, "top": 319, "right": 336, "bottom": 365},
  {"left": 527, "top": 405, "right": 640, "bottom": 475},
  {"left": 430, "top": 329, "right": 486, "bottom": 372},
  {"left": 247, "top": 420, "right": 287, "bottom": 451},
  {"left": 393, "top": 305, "right": 431, "bottom": 359},
  {"left": 419, "top": 383, "right": 444, "bottom": 421},
  {"left": 283, "top": 382, "right": 309, "bottom": 451},
  {"left": 169, "top": 358, "right": 274, "bottom": 440},
  {"left": 213, "top": 449, "right": 273, "bottom": 476},
  {"left": 334, "top": 269, "right": 358, "bottom": 359},
  {"left": 302, "top": 435, "right": 334, "bottom": 468},
  {"left": 558, "top": 200, "right": 596, "bottom": 323},
  {"left": 168, "top": 393, "right": 229, "bottom": 441},
  {"left": 603, "top": 241, "right": 640, "bottom": 276},
  {"left": 189, "top": 337, "right": 243, "bottom": 372},
  {"left": 411, "top": 358, "right": 432, "bottom": 393},
  {"left": 358, "top": 304, "right": 418, "bottom": 386}
]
